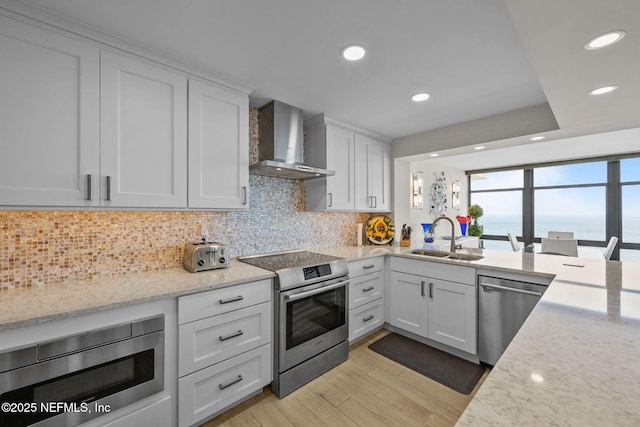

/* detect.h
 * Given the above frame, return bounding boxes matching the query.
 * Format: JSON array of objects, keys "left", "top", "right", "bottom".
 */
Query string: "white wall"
[{"left": 393, "top": 158, "right": 468, "bottom": 247}]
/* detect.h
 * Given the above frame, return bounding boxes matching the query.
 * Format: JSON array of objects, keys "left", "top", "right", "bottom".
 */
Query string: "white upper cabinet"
[
  {"left": 0, "top": 15, "right": 99, "bottom": 207},
  {"left": 325, "top": 124, "right": 355, "bottom": 210},
  {"left": 305, "top": 120, "right": 355, "bottom": 211},
  {"left": 100, "top": 51, "right": 187, "bottom": 208},
  {"left": 354, "top": 134, "right": 391, "bottom": 212},
  {"left": 188, "top": 80, "right": 249, "bottom": 209},
  {"left": 305, "top": 115, "right": 390, "bottom": 212}
]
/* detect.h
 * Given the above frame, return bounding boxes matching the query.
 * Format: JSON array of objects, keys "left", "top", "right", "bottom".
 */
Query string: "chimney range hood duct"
[{"left": 250, "top": 100, "right": 334, "bottom": 180}]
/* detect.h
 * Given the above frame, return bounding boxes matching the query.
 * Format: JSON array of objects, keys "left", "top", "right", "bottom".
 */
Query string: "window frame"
[{"left": 466, "top": 152, "right": 640, "bottom": 260}]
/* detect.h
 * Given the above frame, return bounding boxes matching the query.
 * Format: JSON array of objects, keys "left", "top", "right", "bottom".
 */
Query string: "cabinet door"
[
  {"left": 325, "top": 124, "right": 355, "bottom": 210},
  {"left": 354, "top": 135, "right": 370, "bottom": 211},
  {"left": 389, "top": 272, "right": 427, "bottom": 338},
  {"left": 428, "top": 279, "right": 477, "bottom": 354},
  {"left": 100, "top": 51, "right": 187, "bottom": 207},
  {"left": 354, "top": 134, "right": 390, "bottom": 211},
  {"left": 367, "top": 139, "right": 390, "bottom": 211},
  {"left": 188, "top": 80, "right": 249, "bottom": 209},
  {"left": 0, "top": 15, "right": 99, "bottom": 206}
]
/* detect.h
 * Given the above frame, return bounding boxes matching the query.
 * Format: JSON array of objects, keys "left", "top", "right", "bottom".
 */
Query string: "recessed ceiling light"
[
  {"left": 589, "top": 85, "right": 618, "bottom": 96},
  {"left": 474, "top": 146, "right": 485, "bottom": 150},
  {"left": 530, "top": 136, "right": 545, "bottom": 141},
  {"left": 341, "top": 45, "right": 366, "bottom": 61},
  {"left": 585, "top": 30, "right": 625, "bottom": 50},
  {"left": 411, "top": 92, "right": 431, "bottom": 102},
  {"left": 429, "top": 153, "right": 439, "bottom": 157}
]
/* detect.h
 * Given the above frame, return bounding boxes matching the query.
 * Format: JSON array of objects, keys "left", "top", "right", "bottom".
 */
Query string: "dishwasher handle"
[{"left": 480, "top": 282, "right": 544, "bottom": 297}]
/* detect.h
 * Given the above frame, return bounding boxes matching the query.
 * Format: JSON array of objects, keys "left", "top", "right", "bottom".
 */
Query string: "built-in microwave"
[{"left": 0, "top": 315, "right": 164, "bottom": 427}]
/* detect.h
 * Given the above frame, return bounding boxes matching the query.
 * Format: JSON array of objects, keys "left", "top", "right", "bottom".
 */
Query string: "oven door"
[{"left": 279, "top": 276, "right": 349, "bottom": 372}]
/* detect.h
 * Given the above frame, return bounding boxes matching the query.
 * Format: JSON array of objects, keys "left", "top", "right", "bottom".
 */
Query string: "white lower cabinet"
[
  {"left": 177, "top": 280, "right": 272, "bottom": 426},
  {"left": 348, "top": 257, "right": 385, "bottom": 342},
  {"left": 178, "top": 344, "right": 270, "bottom": 427},
  {"left": 389, "top": 257, "right": 477, "bottom": 354},
  {"left": 349, "top": 298, "right": 383, "bottom": 340}
]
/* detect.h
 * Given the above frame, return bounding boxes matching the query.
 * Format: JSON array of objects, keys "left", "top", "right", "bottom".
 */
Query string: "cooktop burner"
[
  {"left": 238, "top": 250, "right": 348, "bottom": 290},
  {"left": 239, "top": 250, "right": 342, "bottom": 272}
]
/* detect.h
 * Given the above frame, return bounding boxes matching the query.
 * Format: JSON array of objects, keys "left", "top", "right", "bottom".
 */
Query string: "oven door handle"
[{"left": 284, "top": 280, "right": 349, "bottom": 302}]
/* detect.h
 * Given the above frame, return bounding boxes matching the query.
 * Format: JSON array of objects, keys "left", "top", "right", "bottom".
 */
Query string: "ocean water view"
[{"left": 479, "top": 214, "right": 640, "bottom": 243}]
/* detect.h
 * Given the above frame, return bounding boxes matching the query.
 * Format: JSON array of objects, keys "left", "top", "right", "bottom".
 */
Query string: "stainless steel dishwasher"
[{"left": 478, "top": 275, "right": 548, "bottom": 366}]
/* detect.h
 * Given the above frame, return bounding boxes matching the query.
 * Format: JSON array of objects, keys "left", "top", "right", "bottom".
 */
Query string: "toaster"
[{"left": 183, "top": 242, "right": 229, "bottom": 272}]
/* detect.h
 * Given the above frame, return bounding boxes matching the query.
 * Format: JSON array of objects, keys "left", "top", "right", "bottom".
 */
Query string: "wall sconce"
[
  {"left": 451, "top": 180, "right": 461, "bottom": 210},
  {"left": 412, "top": 171, "right": 423, "bottom": 209}
]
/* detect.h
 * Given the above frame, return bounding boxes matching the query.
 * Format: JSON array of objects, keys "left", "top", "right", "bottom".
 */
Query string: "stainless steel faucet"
[{"left": 429, "top": 216, "right": 456, "bottom": 253}]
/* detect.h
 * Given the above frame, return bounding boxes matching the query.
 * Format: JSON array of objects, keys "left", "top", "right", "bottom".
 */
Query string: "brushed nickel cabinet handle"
[
  {"left": 328, "top": 192, "right": 333, "bottom": 207},
  {"left": 105, "top": 176, "right": 111, "bottom": 201},
  {"left": 219, "top": 295, "right": 243, "bottom": 304},
  {"left": 373, "top": 196, "right": 377, "bottom": 208},
  {"left": 219, "top": 375, "right": 243, "bottom": 390},
  {"left": 362, "top": 264, "right": 375, "bottom": 269},
  {"left": 363, "top": 315, "right": 374, "bottom": 322},
  {"left": 362, "top": 286, "right": 374, "bottom": 292},
  {"left": 219, "top": 330, "right": 243, "bottom": 341},
  {"left": 86, "top": 174, "right": 92, "bottom": 201},
  {"left": 242, "top": 186, "right": 247, "bottom": 204},
  {"left": 429, "top": 282, "right": 434, "bottom": 299},
  {"left": 421, "top": 281, "right": 425, "bottom": 297}
]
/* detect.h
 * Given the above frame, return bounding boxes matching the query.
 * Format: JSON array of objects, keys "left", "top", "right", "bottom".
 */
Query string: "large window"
[
  {"left": 470, "top": 170, "right": 523, "bottom": 236},
  {"left": 533, "top": 163, "right": 606, "bottom": 241},
  {"left": 468, "top": 155, "right": 640, "bottom": 261}
]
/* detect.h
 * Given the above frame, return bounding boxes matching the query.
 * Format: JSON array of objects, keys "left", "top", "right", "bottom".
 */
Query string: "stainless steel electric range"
[{"left": 239, "top": 250, "right": 349, "bottom": 398}]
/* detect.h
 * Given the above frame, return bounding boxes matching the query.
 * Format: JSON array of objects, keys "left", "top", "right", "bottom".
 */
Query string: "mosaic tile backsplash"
[{"left": 0, "top": 108, "right": 372, "bottom": 288}]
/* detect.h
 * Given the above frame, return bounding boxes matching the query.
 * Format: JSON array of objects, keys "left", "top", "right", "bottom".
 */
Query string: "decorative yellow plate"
[{"left": 365, "top": 215, "right": 396, "bottom": 245}]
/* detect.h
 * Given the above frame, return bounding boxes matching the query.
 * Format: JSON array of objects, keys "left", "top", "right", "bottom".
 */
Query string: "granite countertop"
[
  {"left": 0, "top": 260, "right": 274, "bottom": 331},
  {"left": 456, "top": 258, "right": 640, "bottom": 426}
]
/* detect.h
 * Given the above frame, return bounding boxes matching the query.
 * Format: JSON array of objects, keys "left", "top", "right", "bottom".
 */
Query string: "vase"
[
  {"left": 460, "top": 223, "right": 467, "bottom": 236},
  {"left": 421, "top": 223, "right": 435, "bottom": 243}
]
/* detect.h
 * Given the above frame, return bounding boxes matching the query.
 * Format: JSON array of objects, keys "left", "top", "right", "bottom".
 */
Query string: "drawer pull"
[
  {"left": 219, "top": 375, "right": 243, "bottom": 390},
  {"left": 219, "top": 296, "right": 244, "bottom": 304},
  {"left": 363, "top": 264, "right": 375, "bottom": 269},
  {"left": 363, "top": 315, "right": 375, "bottom": 322},
  {"left": 219, "top": 330, "right": 244, "bottom": 341},
  {"left": 362, "top": 286, "right": 375, "bottom": 292}
]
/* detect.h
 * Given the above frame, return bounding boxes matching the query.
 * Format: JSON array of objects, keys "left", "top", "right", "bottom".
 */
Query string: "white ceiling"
[{"left": 7, "top": 0, "right": 640, "bottom": 165}]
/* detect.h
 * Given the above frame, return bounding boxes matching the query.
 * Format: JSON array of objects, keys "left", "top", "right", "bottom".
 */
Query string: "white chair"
[
  {"left": 603, "top": 236, "right": 619, "bottom": 260},
  {"left": 540, "top": 238, "right": 578, "bottom": 257},
  {"left": 507, "top": 232, "right": 520, "bottom": 252},
  {"left": 548, "top": 231, "right": 574, "bottom": 239}
]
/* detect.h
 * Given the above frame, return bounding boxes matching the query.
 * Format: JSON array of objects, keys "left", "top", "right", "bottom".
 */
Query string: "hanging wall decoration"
[{"left": 430, "top": 171, "right": 448, "bottom": 218}]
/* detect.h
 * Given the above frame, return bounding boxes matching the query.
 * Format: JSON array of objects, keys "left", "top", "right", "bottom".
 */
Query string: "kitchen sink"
[
  {"left": 408, "top": 249, "right": 484, "bottom": 261},
  {"left": 409, "top": 249, "right": 451, "bottom": 258}
]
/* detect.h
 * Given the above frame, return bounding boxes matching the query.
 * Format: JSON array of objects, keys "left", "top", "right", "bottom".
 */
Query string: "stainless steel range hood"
[{"left": 250, "top": 100, "right": 334, "bottom": 180}]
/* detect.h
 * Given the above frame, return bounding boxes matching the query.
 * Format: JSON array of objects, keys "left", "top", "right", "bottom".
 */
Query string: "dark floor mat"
[{"left": 368, "top": 333, "right": 485, "bottom": 395}]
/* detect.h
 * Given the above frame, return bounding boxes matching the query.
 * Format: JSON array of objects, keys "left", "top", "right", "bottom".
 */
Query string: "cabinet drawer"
[
  {"left": 178, "top": 344, "right": 271, "bottom": 427},
  {"left": 349, "top": 298, "right": 383, "bottom": 342},
  {"left": 349, "top": 257, "right": 384, "bottom": 277},
  {"left": 178, "top": 279, "right": 271, "bottom": 324},
  {"left": 349, "top": 271, "right": 384, "bottom": 309},
  {"left": 179, "top": 302, "right": 271, "bottom": 376}
]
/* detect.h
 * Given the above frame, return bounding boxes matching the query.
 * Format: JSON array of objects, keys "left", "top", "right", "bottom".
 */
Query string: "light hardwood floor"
[{"left": 201, "top": 329, "right": 489, "bottom": 427}]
